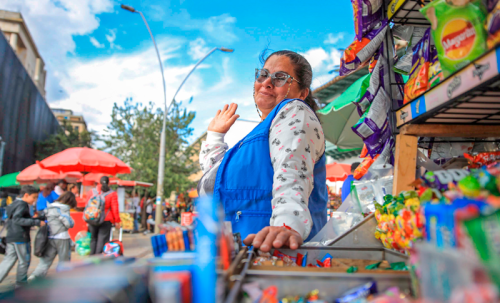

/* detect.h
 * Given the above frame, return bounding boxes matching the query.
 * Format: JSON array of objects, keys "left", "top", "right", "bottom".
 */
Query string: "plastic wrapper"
[
  {"left": 403, "top": 28, "right": 432, "bottom": 104},
  {"left": 340, "top": 20, "right": 388, "bottom": 76},
  {"left": 352, "top": 0, "right": 383, "bottom": 41},
  {"left": 352, "top": 88, "right": 392, "bottom": 157},
  {"left": 464, "top": 151, "right": 500, "bottom": 167},
  {"left": 486, "top": 3, "right": 500, "bottom": 48},
  {"left": 394, "top": 26, "right": 427, "bottom": 75},
  {"left": 354, "top": 155, "right": 377, "bottom": 180},
  {"left": 428, "top": 46, "right": 443, "bottom": 89},
  {"left": 419, "top": 169, "right": 471, "bottom": 192},
  {"left": 421, "top": 0, "right": 488, "bottom": 77},
  {"left": 464, "top": 210, "right": 500, "bottom": 288},
  {"left": 305, "top": 211, "right": 364, "bottom": 246},
  {"left": 334, "top": 281, "right": 378, "bottom": 303}
]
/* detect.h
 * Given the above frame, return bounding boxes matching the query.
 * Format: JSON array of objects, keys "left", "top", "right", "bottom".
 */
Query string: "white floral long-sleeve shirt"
[{"left": 198, "top": 100, "right": 325, "bottom": 240}]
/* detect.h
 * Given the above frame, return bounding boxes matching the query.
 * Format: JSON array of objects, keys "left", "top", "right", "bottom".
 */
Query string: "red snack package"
[
  {"left": 464, "top": 152, "right": 500, "bottom": 167},
  {"left": 353, "top": 155, "right": 379, "bottom": 180},
  {"left": 272, "top": 249, "right": 297, "bottom": 263},
  {"left": 360, "top": 144, "right": 368, "bottom": 158}
]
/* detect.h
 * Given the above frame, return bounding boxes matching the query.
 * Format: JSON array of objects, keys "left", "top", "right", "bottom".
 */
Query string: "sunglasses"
[{"left": 255, "top": 68, "right": 300, "bottom": 88}]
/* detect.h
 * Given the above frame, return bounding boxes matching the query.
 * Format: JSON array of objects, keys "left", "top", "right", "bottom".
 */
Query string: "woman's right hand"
[{"left": 208, "top": 103, "right": 240, "bottom": 133}]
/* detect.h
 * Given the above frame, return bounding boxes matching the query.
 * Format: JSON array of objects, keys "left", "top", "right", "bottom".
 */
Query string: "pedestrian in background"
[
  {"left": 88, "top": 177, "right": 121, "bottom": 254},
  {"left": 29, "top": 192, "right": 76, "bottom": 281},
  {"left": 36, "top": 182, "right": 55, "bottom": 213},
  {"left": 132, "top": 192, "right": 140, "bottom": 233},
  {"left": 0, "top": 192, "right": 8, "bottom": 224},
  {"left": 0, "top": 186, "right": 45, "bottom": 286},
  {"left": 341, "top": 162, "right": 360, "bottom": 203}
]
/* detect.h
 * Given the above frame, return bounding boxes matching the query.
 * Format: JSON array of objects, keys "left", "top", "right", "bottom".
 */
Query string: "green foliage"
[
  {"left": 100, "top": 98, "right": 197, "bottom": 197},
  {"left": 35, "top": 120, "right": 93, "bottom": 161}
]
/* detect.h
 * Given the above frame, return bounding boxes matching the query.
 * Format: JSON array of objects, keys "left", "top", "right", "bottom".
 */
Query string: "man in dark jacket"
[{"left": 0, "top": 186, "right": 45, "bottom": 286}]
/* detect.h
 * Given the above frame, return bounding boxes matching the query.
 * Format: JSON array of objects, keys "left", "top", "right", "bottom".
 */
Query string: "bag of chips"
[
  {"left": 403, "top": 28, "right": 432, "bottom": 104},
  {"left": 486, "top": 2, "right": 500, "bottom": 48},
  {"left": 340, "top": 20, "right": 388, "bottom": 76},
  {"left": 352, "top": 0, "right": 384, "bottom": 41},
  {"left": 421, "top": 0, "right": 488, "bottom": 77}
]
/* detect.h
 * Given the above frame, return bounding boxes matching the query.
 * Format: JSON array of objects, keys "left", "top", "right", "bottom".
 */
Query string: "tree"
[
  {"left": 35, "top": 120, "right": 93, "bottom": 160},
  {"left": 100, "top": 98, "right": 198, "bottom": 200}
]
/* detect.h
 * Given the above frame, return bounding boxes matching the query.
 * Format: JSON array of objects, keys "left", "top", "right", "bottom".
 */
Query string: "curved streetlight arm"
[{"left": 167, "top": 47, "right": 218, "bottom": 113}]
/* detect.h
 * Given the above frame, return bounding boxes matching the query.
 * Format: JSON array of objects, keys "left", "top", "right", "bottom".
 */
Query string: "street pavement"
[{"left": 0, "top": 229, "right": 153, "bottom": 292}]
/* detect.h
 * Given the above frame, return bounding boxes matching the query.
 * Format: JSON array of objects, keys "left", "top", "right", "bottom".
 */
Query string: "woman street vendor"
[{"left": 198, "top": 50, "right": 327, "bottom": 252}]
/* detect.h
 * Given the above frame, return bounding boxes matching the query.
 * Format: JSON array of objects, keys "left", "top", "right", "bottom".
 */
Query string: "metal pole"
[
  {"left": 134, "top": 11, "right": 168, "bottom": 234},
  {"left": 121, "top": 4, "right": 233, "bottom": 233},
  {"left": 0, "top": 137, "right": 5, "bottom": 176}
]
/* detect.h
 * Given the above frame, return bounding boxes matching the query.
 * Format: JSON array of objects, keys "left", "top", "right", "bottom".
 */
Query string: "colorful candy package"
[
  {"left": 486, "top": 2, "right": 500, "bottom": 48},
  {"left": 340, "top": 20, "right": 388, "bottom": 76},
  {"left": 464, "top": 151, "right": 500, "bottom": 167},
  {"left": 403, "top": 28, "right": 432, "bottom": 104},
  {"left": 335, "top": 281, "right": 378, "bottom": 303},
  {"left": 421, "top": 0, "right": 488, "bottom": 77},
  {"left": 352, "top": 0, "right": 384, "bottom": 41}
]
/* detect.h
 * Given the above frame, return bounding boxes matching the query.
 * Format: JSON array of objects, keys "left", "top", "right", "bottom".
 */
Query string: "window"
[{"left": 75, "top": 126, "right": 79, "bottom": 131}]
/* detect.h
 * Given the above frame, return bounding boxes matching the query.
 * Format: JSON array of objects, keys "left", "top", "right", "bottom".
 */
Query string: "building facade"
[
  {"left": 0, "top": 10, "right": 59, "bottom": 175},
  {"left": 0, "top": 10, "right": 46, "bottom": 97},
  {"left": 51, "top": 108, "right": 88, "bottom": 133}
]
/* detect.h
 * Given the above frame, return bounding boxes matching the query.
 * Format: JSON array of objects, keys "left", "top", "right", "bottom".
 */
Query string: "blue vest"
[{"left": 213, "top": 99, "right": 328, "bottom": 242}]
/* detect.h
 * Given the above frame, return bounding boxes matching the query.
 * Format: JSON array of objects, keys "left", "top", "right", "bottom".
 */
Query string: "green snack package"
[
  {"left": 464, "top": 210, "right": 500, "bottom": 288},
  {"left": 421, "top": 0, "right": 488, "bottom": 77},
  {"left": 347, "top": 266, "right": 358, "bottom": 273},
  {"left": 389, "top": 262, "right": 409, "bottom": 271},
  {"left": 365, "top": 262, "right": 382, "bottom": 270}
]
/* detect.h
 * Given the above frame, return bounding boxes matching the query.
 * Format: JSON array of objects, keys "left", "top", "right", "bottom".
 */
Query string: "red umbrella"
[
  {"left": 326, "top": 162, "right": 352, "bottom": 182},
  {"left": 38, "top": 147, "right": 132, "bottom": 175},
  {"left": 77, "top": 173, "right": 120, "bottom": 186},
  {"left": 17, "top": 164, "right": 82, "bottom": 185}
]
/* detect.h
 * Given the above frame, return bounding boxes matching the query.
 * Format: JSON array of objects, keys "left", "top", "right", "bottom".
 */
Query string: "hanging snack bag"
[
  {"left": 340, "top": 20, "right": 388, "bottom": 76},
  {"left": 486, "top": 2, "right": 500, "bottom": 48},
  {"left": 428, "top": 46, "right": 444, "bottom": 88},
  {"left": 404, "top": 28, "right": 432, "bottom": 104},
  {"left": 352, "top": 0, "right": 384, "bottom": 41},
  {"left": 421, "top": 0, "right": 488, "bottom": 77}
]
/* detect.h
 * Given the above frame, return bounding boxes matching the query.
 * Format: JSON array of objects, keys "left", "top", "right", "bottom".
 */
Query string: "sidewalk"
[{"left": 0, "top": 229, "right": 153, "bottom": 292}]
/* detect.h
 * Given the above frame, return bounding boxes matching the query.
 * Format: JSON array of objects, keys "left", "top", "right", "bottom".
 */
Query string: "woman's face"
[{"left": 254, "top": 55, "right": 309, "bottom": 118}]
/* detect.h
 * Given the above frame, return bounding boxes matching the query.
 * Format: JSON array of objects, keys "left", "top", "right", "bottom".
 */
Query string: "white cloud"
[
  {"left": 89, "top": 36, "right": 104, "bottom": 48},
  {"left": 0, "top": 0, "right": 114, "bottom": 101},
  {"left": 204, "top": 14, "right": 237, "bottom": 43},
  {"left": 324, "top": 33, "right": 345, "bottom": 45},
  {"left": 301, "top": 47, "right": 343, "bottom": 89},
  {"left": 188, "top": 38, "right": 211, "bottom": 60},
  {"left": 105, "top": 28, "right": 121, "bottom": 50}
]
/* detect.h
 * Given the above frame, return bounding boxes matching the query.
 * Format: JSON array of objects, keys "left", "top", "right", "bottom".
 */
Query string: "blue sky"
[{"left": 0, "top": 0, "right": 355, "bottom": 142}]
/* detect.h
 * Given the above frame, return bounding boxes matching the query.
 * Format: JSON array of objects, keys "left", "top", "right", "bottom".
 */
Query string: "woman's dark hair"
[
  {"left": 43, "top": 182, "right": 55, "bottom": 197},
  {"left": 56, "top": 192, "right": 77, "bottom": 209},
  {"left": 100, "top": 176, "right": 110, "bottom": 192},
  {"left": 260, "top": 50, "right": 319, "bottom": 112}
]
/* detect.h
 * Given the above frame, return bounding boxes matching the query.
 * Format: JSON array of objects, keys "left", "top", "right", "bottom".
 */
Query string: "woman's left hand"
[{"left": 243, "top": 226, "right": 303, "bottom": 252}]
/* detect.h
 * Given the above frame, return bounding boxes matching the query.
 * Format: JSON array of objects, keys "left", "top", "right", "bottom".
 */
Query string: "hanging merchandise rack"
[
  {"left": 387, "top": 0, "right": 431, "bottom": 26},
  {"left": 381, "top": 0, "right": 500, "bottom": 193}
]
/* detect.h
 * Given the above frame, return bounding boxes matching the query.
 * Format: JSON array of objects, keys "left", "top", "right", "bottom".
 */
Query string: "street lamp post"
[{"left": 121, "top": 4, "right": 233, "bottom": 232}]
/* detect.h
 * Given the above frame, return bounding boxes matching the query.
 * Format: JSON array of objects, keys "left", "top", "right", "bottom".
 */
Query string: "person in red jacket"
[{"left": 88, "top": 176, "right": 121, "bottom": 254}]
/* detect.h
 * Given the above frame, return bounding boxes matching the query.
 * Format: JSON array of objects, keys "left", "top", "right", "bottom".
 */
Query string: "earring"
[
  {"left": 254, "top": 86, "right": 262, "bottom": 120},
  {"left": 284, "top": 81, "right": 292, "bottom": 99}
]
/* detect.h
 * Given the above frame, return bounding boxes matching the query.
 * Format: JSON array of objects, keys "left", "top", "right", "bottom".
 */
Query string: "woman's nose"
[{"left": 262, "top": 76, "right": 273, "bottom": 88}]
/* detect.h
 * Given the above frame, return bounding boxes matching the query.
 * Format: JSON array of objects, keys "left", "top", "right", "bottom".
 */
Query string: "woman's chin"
[{"left": 256, "top": 97, "right": 279, "bottom": 110}]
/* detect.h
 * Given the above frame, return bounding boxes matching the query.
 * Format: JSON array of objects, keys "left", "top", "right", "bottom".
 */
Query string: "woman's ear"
[{"left": 300, "top": 88, "right": 310, "bottom": 100}]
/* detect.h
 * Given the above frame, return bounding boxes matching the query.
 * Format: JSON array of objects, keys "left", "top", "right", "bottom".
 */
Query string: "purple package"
[
  {"left": 487, "top": 0, "right": 499, "bottom": 12},
  {"left": 352, "top": 0, "right": 383, "bottom": 41},
  {"left": 339, "top": 19, "right": 388, "bottom": 77},
  {"left": 352, "top": 88, "right": 392, "bottom": 157}
]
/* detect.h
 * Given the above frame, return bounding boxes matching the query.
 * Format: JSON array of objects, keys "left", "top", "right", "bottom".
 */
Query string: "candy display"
[
  {"left": 374, "top": 192, "right": 424, "bottom": 252},
  {"left": 403, "top": 28, "right": 432, "bottom": 104},
  {"left": 335, "top": 281, "right": 377, "bottom": 303},
  {"left": 119, "top": 212, "right": 134, "bottom": 230},
  {"left": 421, "top": 0, "right": 488, "bottom": 77}
]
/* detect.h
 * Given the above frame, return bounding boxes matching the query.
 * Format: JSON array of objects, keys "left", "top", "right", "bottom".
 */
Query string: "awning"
[{"left": 0, "top": 172, "right": 20, "bottom": 188}]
